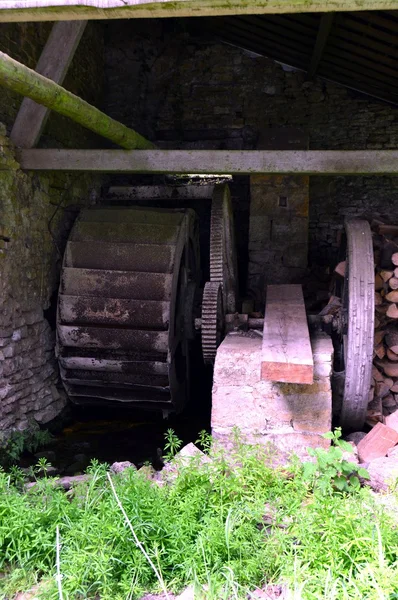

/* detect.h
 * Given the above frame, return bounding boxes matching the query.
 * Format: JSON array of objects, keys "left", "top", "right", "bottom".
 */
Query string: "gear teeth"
[
  {"left": 202, "top": 281, "right": 223, "bottom": 365},
  {"left": 209, "top": 183, "right": 238, "bottom": 314},
  {"left": 209, "top": 197, "right": 224, "bottom": 284}
]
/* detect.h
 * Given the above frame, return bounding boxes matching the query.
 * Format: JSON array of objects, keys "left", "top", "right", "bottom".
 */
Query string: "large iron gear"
[
  {"left": 57, "top": 206, "right": 200, "bottom": 413},
  {"left": 201, "top": 281, "right": 224, "bottom": 365},
  {"left": 210, "top": 183, "right": 239, "bottom": 314}
]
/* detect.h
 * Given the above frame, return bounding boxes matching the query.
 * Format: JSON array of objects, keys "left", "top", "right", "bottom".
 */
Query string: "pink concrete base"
[{"left": 211, "top": 330, "right": 333, "bottom": 460}]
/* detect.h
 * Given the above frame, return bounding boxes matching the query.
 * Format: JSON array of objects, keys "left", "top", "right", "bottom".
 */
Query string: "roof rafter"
[{"left": 307, "top": 12, "right": 335, "bottom": 79}]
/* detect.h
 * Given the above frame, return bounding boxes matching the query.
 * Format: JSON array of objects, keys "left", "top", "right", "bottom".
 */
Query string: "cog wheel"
[
  {"left": 210, "top": 183, "right": 239, "bottom": 314},
  {"left": 201, "top": 281, "right": 224, "bottom": 365}
]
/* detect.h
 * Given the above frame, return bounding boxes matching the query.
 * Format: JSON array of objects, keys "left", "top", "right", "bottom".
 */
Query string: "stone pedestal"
[{"left": 211, "top": 330, "right": 333, "bottom": 460}]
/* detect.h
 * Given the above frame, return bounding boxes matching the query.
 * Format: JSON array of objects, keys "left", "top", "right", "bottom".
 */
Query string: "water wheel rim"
[{"left": 339, "top": 219, "right": 375, "bottom": 431}]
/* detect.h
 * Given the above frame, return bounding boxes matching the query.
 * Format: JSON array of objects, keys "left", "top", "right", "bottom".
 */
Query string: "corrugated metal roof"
[{"left": 196, "top": 11, "right": 398, "bottom": 105}]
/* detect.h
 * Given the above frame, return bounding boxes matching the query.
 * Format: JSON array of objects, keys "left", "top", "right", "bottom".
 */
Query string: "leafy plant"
[
  {"left": 8, "top": 465, "right": 26, "bottom": 489},
  {"left": 0, "top": 430, "right": 396, "bottom": 600},
  {"left": 0, "top": 427, "right": 53, "bottom": 468},
  {"left": 163, "top": 428, "right": 182, "bottom": 460},
  {"left": 302, "top": 427, "right": 370, "bottom": 493},
  {"left": 34, "top": 457, "right": 51, "bottom": 477},
  {"left": 196, "top": 429, "right": 212, "bottom": 453}
]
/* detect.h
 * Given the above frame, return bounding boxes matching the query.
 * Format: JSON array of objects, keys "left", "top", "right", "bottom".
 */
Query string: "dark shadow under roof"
[{"left": 192, "top": 11, "right": 398, "bottom": 105}]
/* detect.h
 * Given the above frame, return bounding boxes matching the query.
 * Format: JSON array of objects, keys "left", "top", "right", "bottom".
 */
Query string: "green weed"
[
  {"left": 163, "top": 428, "right": 182, "bottom": 461},
  {"left": 0, "top": 427, "right": 52, "bottom": 468},
  {"left": 0, "top": 430, "right": 397, "bottom": 600},
  {"left": 303, "top": 427, "right": 370, "bottom": 493}
]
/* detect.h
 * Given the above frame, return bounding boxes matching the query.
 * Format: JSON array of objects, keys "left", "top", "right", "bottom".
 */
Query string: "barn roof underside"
[
  {"left": 0, "top": 3, "right": 397, "bottom": 106},
  {"left": 193, "top": 11, "right": 398, "bottom": 106}
]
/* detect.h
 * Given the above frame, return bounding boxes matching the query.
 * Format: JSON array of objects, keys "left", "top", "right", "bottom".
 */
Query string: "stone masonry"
[
  {"left": 104, "top": 19, "right": 398, "bottom": 269},
  {"left": 0, "top": 22, "right": 104, "bottom": 432},
  {"left": 0, "top": 128, "right": 102, "bottom": 431},
  {"left": 248, "top": 128, "right": 309, "bottom": 308},
  {"left": 211, "top": 330, "right": 333, "bottom": 459}
]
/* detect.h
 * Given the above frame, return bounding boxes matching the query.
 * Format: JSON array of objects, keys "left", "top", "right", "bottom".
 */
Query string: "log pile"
[
  {"left": 358, "top": 221, "right": 398, "bottom": 426},
  {"left": 321, "top": 221, "right": 398, "bottom": 428}
]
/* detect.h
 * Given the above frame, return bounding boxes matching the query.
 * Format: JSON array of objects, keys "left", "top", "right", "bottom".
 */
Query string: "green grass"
[{"left": 0, "top": 432, "right": 397, "bottom": 600}]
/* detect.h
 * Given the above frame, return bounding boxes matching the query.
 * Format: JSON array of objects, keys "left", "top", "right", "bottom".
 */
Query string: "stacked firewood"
[
  {"left": 321, "top": 221, "right": 398, "bottom": 427},
  {"left": 362, "top": 221, "right": 398, "bottom": 426},
  {"left": 364, "top": 222, "right": 398, "bottom": 425}
]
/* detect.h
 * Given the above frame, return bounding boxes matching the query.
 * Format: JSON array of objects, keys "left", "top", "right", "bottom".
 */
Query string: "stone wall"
[
  {"left": 0, "top": 128, "right": 102, "bottom": 431},
  {"left": 0, "top": 22, "right": 104, "bottom": 432},
  {"left": 104, "top": 18, "right": 398, "bottom": 271}
]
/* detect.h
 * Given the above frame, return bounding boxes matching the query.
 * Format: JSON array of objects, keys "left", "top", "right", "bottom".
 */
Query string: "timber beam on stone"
[
  {"left": 0, "top": 51, "right": 154, "bottom": 150},
  {"left": 11, "top": 20, "right": 87, "bottom": 148},
  {"left": 0, "top": 0, "right": 395, "bottom": 22},
  {"left": 307, "top": 13, "right": 335, "bottom": 79},
  {"left": 18, "top": 149, "right": 398, "bottom": 175},
  {"left": 261, "top": 285, "right": 314, "bottom": 384}
]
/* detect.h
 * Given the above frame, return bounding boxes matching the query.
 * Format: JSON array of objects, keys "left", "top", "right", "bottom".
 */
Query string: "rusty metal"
[
  {"left": 201, "top": 282, "right": 224, "bottom": 365},
  {"left": 199, "top": 184, "right": 240, "bottom": 363},
  {"left": 57, "top": 206, "right": 200, "bottom": 411},
  {"left": 209, "top": 183, "right": 239, "bottom": 314}
]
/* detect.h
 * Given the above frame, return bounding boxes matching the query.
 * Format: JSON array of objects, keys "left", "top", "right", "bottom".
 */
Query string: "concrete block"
[
  {"left": 311, "top": 334, "right": 334, "bottom": 360},
  {"left": 313, "top": 360, "right": 333, "bottom": 379},
  {"left": 293, "top": 418, "right": 331, "bottom": 434},
  {"left": 212, "top": 427, "right": 329, "bottom": 461},
  {"left": 213, "top": 335, "right": 262, "bottom": 386},
  {"left": 212, "top": 331, "right": 333, "bottom": 459}
]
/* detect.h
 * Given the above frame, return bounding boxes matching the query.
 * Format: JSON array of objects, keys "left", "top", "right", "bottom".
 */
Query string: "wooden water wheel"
[
  {"left": 333, "top": 219, "right": 375, "bottom": 430},
  {"left": 57, "top": 206, "right": 200, "bottom": 413}
]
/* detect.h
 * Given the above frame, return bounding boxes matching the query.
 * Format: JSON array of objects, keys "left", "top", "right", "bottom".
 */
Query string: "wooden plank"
[
  {"left": 0, "top": 50, "right": 155, "bottom": 150},
  {"left": 0, "top": 0, "right": 396, "bottom": 23},
  {"left": 307, "top": 13, "right": 335, "bottom": 78},
  {"left": 18, "top": 149, "right": 398, "bottom": 175},
  {"left": 261, "top": 284, "right": 313, "bottom": 384},
  {"left": 11, "top": 20, "right": 87, "bottom": 148}
]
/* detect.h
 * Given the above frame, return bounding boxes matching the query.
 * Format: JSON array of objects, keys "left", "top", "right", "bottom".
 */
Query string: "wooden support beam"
[
  {"left": 261, "top": 285, "right": 313, "bottom": 384},
  {"left": 0, "top": 0, "right": 395, "bottom": 22},
  {"left": 307, "top": 13, "right": 335, "bottom": 79},
  {"left": 11, "top": 20, "right": 87, "bottom": 148},
  {"left": 0, "top": 51, "right": 154, "bottom": 150},
  {"left": 17, "top": 149, "right": 398, "bottom": 175}
]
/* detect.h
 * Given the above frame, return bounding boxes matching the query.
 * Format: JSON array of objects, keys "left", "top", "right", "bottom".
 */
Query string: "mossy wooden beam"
[
  {"left": 0, "top": 51, "right": 155, "bottom": 150},
  {"left": 11, "top": 21, "right": 87, "bottom": 148},
  {"left": 0, "top": 0, "right": 396, "bottom": 22},
  {"left": 18, "top": 149, "right": 398, "bottom": 175}
]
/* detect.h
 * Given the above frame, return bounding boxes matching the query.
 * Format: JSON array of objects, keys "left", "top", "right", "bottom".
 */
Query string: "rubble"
[{"left": 110, "top": 460, "right": 136, "bottom": 474}]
